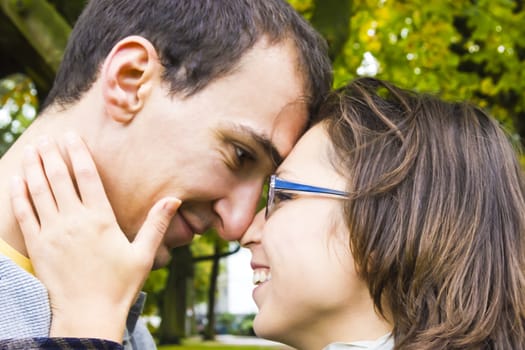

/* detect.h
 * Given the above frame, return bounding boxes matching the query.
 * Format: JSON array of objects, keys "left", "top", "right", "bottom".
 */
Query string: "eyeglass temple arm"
[{"left": 273, "top": 177, "right": 349, "bottom": 197}]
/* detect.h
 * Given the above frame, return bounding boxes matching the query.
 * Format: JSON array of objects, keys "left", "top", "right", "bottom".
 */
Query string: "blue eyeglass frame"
[{"left": 265, "top": 174, "right": 350, "bottom": 219}]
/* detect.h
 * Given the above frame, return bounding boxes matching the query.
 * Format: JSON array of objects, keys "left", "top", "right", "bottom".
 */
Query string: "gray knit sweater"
[{"left": 0, "top": 255, "right": 156, "bottom": 349}]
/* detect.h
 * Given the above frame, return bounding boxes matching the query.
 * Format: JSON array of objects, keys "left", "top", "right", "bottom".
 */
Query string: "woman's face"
[{"left": 241, "top": 123, "right": 379, "bottom": 349}]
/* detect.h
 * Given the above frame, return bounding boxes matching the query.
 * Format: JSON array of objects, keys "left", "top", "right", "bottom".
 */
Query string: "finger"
[
  {"left": 37, "top": 136, "right": 81, "bottom": 212},
  {"left": 23, "top": 144, "right": 58, "bottom": 221},
  {"left": 9, "top": 175, "right": 41, "bottom": 245},
  {"left": 63, "top": 132, "right": 112, "bottom": 211},
  {"left": 133, "top": 197, "right": 181, "bottom": 261}
]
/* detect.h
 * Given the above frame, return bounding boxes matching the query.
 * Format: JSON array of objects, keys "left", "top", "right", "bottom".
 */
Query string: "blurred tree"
[
  {"left": 157, "top": 245, "right": 194, "bottom": 345},
  {"left": 0, "top": 74, "right": 38, "bottom": 155},
  {"left": 316, "top": 0, "right": 524, "bottom": 144},
  {"left": 0, "top": 0, "right": 84, "bottom": 99},
  {"left": 193, "top": 234, "right": 240, "bottom": 341},
  {"left": 155, "top": 232, "right": 239, "bottom": 344}
]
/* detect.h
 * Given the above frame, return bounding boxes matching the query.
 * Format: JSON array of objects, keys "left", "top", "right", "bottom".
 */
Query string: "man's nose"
[
  {"left": 213, "top": 181, "right": 263, "bottom": 241},
  {"left": 239, "top": 209, "right": 265, "bottom": 248}
]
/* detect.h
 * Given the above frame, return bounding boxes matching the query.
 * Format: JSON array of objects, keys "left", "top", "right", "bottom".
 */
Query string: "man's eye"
[{"left": 233, "top": 145, "right": 255, "bottom": 167}]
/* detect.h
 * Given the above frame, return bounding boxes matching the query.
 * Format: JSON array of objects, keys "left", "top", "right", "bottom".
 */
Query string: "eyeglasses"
[{"left": 265, "top": 174, "right": 350, "bottom": 219}]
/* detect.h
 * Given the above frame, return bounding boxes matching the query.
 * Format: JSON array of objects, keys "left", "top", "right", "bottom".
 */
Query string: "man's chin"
[
  {"left": 152, "top": 246, "right": 172, "bottom": 269},
  {"left": 151, "top": 234, "right": 195, "bottom": 269}
]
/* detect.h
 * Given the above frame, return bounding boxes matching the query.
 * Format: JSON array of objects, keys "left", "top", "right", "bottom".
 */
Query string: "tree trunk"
[
  {"left": 0, "top": 0, "right": 71, "bottom": 72},
  {"left": 158, "top": 245, "right": 194, "bottom": 345},
  {"left": 202, "top": 240, "right": 221, "bottom": 341}
]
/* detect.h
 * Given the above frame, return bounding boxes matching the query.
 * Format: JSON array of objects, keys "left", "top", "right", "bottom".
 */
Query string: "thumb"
[{"left": 133, "top": 197, "right": 181, "bottom": 258}]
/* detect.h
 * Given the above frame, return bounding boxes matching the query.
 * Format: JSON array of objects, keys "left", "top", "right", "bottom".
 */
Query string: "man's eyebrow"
[{"left": 235, "top": 124, "right": 283, "bottom": 166}]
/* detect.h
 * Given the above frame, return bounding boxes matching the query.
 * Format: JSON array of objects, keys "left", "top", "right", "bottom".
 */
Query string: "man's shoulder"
[
  {"left": 0, "top": 254, "right": 51, "bottom": 338},
  {"left": 0, "top": 254, "right": 46, "bottom": 293},
  {"left": 126, "top": 318, "right": 156, "bottom": 350}
]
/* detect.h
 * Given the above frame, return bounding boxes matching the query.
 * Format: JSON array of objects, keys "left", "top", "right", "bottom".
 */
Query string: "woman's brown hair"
[{"left": 323, "top": 77, "right": 525, "bottom": 349}]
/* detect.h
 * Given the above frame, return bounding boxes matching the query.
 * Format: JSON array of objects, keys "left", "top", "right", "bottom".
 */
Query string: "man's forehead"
[{"left": 270, "top": 100, "right": 310, "bottom": 157}]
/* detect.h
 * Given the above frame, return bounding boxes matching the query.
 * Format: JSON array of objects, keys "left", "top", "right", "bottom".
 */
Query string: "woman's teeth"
[{"left": 253, "top": 270, "right": 272, "bottom": 285}]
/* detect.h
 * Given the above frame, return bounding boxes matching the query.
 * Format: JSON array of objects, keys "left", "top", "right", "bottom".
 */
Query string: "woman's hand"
[{"left": 9, "top": 132, "right": 180, "bottom": 343}]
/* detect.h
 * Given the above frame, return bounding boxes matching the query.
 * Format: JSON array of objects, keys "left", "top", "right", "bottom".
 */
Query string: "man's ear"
[{"left": 101, "top": 36, "right": 160, "bottom": 124}]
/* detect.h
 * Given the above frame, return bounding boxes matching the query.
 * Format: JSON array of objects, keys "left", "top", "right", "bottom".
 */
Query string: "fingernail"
[{"left": 162, "top": 197, "right": 182, "bottom": 215}]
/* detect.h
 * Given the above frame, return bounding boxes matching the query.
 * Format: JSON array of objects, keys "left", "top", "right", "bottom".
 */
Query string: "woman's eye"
[
  {"left": 275, "top": 192, "right": 294, "bottom": 201},
  {"left": 274, "top": 191, "right": 296, "bottom": 206}
]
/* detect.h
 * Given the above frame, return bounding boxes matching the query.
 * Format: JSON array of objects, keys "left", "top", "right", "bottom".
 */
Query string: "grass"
[
  {"left": 157, "top": 337, "right": 282, "bottom": 350},
  {"left": 159, "top": 346, "right": 275, "bottom": 350}
]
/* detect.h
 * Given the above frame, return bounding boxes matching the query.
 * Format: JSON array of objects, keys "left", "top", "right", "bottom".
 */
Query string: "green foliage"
[
  {"left": 159, "top": 345, "right": 276, "bottom": 350},
  {"left": 159, "top": 334, "right": 276, "bottom": 349},
  {"left": 314, "top": 0, "right": 525, "bottom": 139},
  {"left": 142, "top": 267, "right": 169, "bottom": 315},
  {"left": 144, "top": 268, "right": 170, "bottom": 294},
  {"left": 216, "top": 313, "right": 236, "bottom": 334},
  {"left": 238, "top": 314, "right": 256, "bottom": 336},
  {"left": 203, "top": 312, "right": 256, "bottom": 337},
  {"left": 0, "top": 74, "right": 38, "bottom": 155},
  {"left": 286, "top": 0, "right": 313, "bottom": 16},
  {"left": 191, "top": 234, "right": 216, "bottom": 303},
  {"left": 142, "top": 231, "right": 232, "bottom": 318}
]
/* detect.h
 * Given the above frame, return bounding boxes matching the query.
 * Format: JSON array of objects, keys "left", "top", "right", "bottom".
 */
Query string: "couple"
[
  {"left": 1, "top": 1, "right": 524, "bottom": 349},
  {"left": 8, "top": 77, "right": 525, "bottom": 350}
]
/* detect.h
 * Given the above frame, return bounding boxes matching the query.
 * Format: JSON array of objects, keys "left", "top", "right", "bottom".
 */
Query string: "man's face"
[{"left": 105, "top": 39, "right": 308, "bottom": 268}]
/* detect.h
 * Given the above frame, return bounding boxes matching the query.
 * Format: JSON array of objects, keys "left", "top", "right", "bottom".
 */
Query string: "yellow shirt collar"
[{"left": 0, "top": 237, "right": 34, "bottom": 275}]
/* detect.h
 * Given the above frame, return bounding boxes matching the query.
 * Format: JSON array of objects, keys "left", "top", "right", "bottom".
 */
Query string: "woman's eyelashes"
[{"left": 273, "top": 191, "right": 296, "bottom": 208}]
